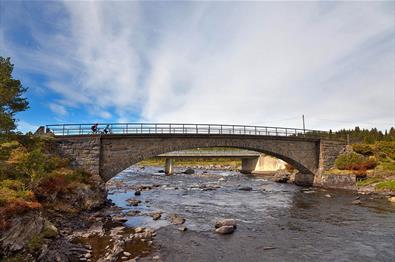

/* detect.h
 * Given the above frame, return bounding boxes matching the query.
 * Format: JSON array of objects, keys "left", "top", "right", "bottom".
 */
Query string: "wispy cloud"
[
  {"left": 1, "top": 1, "right": 394, "bottom": 130},
  {"left": 49, "top": 102, "right": 67, "bottom": 116}
]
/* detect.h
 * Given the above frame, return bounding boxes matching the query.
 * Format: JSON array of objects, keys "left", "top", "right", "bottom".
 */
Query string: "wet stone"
[
  {"left": 169, "top": 214, "right": 185, "bottom": 225},
  {"left": 215, "top": 226, "right": 235, "bottom": 234}
]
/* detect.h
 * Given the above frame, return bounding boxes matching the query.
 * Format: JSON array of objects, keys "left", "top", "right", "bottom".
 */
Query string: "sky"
[{"left": 0, "top": 1, "right": 394, "bottom": 133}]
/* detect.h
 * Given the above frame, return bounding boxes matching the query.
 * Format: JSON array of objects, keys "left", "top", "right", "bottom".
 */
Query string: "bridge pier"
[
  {"left": 165, "top": 158, "right": 174, "bottom": 175},
  {"left": 240, "top": 157, "right": 259, "bottom": 174},
  {"left": 294, "top": 173, "right": 315, "bottom": 186}
]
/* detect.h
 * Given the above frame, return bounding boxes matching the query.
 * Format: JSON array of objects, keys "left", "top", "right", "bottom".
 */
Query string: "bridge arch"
[
  {"left": 119, "top": 146, "right": 312, "bottom": 176},
  {"left": 99, "top": 135, "right": 320, "bottom": 181}
]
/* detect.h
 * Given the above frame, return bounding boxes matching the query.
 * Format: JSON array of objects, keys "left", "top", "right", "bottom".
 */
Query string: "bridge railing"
[{"left": 45, "top": 123, "right": 328, "bottom": 138}]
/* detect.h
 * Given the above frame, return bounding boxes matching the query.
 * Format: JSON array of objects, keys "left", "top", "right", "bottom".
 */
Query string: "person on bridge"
[
  {"left": 103, "top": 124, "right": 111, "bottom": 134},
  {"left": 91, "top": 123, "right": 99, "bottom": 134}
]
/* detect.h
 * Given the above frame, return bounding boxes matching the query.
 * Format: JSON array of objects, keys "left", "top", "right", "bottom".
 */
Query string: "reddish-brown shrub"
[
  {"left": 0, "top": 198, "right": 41, "bottom": 231},
  {"left": 35, "top": 175, "right": 68, "bottom": 196}
]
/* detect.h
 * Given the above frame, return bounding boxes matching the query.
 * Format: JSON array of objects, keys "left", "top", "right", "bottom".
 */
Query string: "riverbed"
[{"left": 106, "top": 166, "right": 395, "bottom": 262}]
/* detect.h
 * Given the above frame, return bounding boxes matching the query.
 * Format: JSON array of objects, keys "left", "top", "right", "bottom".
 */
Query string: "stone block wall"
[
  {"left": 54, "top": 136, "right": 101, "bottom": 178},
  {"left": 315, "top": 139, "right": 347, "bottom": 186}
]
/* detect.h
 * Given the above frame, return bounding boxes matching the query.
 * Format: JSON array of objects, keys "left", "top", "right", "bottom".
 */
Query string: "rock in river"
[
  {"left": 151, "top": 212, "right": 162, "bottom": 220},
  {"left": 238, "top": 186, "right": 252, "bottom": 191},
  {"left": 169, "top": 214, "right": 185, "bottom": 225},
  {"left": 273, "top": 173, "right": 289, "bottom": 183},
  {"left": 112, "top": 215, "right": 128, "bottom": 223},
  {"left": 178, "top": 226, "right": 187, "bottom": 232},
  {"left": 184, "top": 168, "right": 195, "bottom": 174},
  {"left": 215, "top": 219, "right": 237, "bottom": 229},
  {"left": 134, "top": 190, "right": 141, "bottom": 196},
  {"left": 215, "top": 226, "right": 235, "bottom": 234},
  {"left": 352, "top": 200, "right": 361, "bottom": 205},
  {"left": 127, "top": 199, "right": 141, "bottom": 206}
]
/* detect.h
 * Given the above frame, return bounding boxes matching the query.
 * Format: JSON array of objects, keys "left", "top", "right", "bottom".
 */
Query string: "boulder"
[
  {"left": 134, "top": 190, "right": 141, "bottom": 196},
  {"left": 112, "top": 215, "right": 128, "bottom": 223},
  {"left": 184, "top": 168, "right": 195, "bottom": 175},
  {"left": 178, "top": 226, "right": 187, "bottom": 232},
  {"left": 126, "top": 210, "right": 141, "bottom": 217},
  {"left": 215, "top": 219, "right": 237, "bottom": 229},
  {"left": 0, "top": 211, "right": 44, "bottom": 255},
  {"left": 273, "top": 173, "right": 289, "bottom": 183},
  {"left": 127, "top": 199, "right": 141, "bottom": 206},
  {"left": 151, "top": 212, "right": 161, "bottom": 221},
  {"left": 388, "top": 196, "right": 395, "bottom": 203},
  {"left": 42, "top": 220, "right": 58, "bottom": 238},
  {"left": 134, "top": 227, "right": 144, "bottom": 233},
  {"left": 169, "top": 214, "right": 185, "bottom": 225},
  {"left": 215, "top": 226, "right": 235, "bottom": 234},
  {"left": 238, "top": 186, "right": 252, "bottom": 191},
  {"left": 352, "top": 200, "right": 361, "bottom": 205}
]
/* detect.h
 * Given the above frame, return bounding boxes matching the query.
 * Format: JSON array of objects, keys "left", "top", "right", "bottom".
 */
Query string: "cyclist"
[
  {"left": 103, "top": 124, "right": 111, "bottom": 134},
  {"left": 91, "top": 123, "right": 99, "bottom": 134}
]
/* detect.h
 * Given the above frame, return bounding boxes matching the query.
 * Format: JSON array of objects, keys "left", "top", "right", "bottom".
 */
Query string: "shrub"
[
  {"left": 335, "top": 152, "right": 366, "bottom": 170},
  {"left": 376, "top": 141, "right": 395, "bottom": 160},
  {"left": 352, "top": 143, "right": 374, "bottom": 156},
  {"left": 27, "top": 234, "right": 45, "bottom": 252},
  {"left": 0, "top": 179, "right": 25, "bottom": 191}
]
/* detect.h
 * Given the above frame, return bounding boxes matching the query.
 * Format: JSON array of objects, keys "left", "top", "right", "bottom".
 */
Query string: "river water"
[{"left": 107, "top": 166, "right": 395, "bottom": 262}]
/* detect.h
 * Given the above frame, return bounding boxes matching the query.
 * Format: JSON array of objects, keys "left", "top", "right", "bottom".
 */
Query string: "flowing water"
[{"left": 107, "top": 166, "right": 395, "bottom": 262}]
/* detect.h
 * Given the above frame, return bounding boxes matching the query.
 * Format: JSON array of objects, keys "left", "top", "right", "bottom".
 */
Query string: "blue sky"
[{"left": 0, "top": 1, "right": 394, "bottom": 132}]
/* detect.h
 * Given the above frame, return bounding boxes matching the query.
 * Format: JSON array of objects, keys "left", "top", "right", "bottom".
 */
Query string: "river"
[{"left": 106, "top": 166, "right": 395, "bottom": 262}]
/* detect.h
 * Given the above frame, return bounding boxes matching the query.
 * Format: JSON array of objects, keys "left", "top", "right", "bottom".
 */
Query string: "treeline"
[{"left": 330, "top": 127, "right": 395, "bottom": 144}]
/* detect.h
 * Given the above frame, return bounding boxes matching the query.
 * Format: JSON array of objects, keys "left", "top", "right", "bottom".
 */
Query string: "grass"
[
  {"left": 375, "top": 180, "right": 395, "bottom": 190},
  {"left": 356, "top": 177, "right": 383, "bottom": 187},
  {"left": 376, "top": 161, "right": 395, "bottom": 173}
]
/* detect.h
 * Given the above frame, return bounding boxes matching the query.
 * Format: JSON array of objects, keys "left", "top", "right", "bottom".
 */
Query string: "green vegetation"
[
  {"left": 0, "top": 135, "right": 96, "bottom": 230},
  {"left": 27, "top": 234, "right": 45, "bottom": 252},
  {"left": 332, "top": 126, "right": 395, "bottom": 144},
  {"left": 333, "top": 141, "right": 395, "bottom": 190},
  {"left": 352, "top": 143, "right": 374, "bottom": 156},
  {"left": 0, "top": 57, "right": 96, "bottom": 231},
  {"left": 0, "top": 57, "right": 29, "bottom": 134},
  {"left": 335, "top": 152, "right": 377, "bottom": 171},
  {"left": 375, "top": 180, "right": 395, "bottom": 190},
  {"left": 356, "top": 177, "right": 382, "bottom": 187}
]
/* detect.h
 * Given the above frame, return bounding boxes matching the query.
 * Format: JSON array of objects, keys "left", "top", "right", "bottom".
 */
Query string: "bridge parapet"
[{"left": 46, "top": 123, "right": 329, "bottom": 138}]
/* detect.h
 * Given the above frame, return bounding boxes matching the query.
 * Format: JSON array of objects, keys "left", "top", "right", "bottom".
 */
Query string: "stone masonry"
[{"left": 54, "top": 134, "right": 347, "bottom": 183}]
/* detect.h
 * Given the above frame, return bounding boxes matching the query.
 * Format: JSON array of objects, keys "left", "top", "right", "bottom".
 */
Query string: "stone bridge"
[
  {"left": 47, "top": 124, "right": 346, "bottom": 186},
  {"left": 42, "top": 123, "right": 346, "bottom": 186}
]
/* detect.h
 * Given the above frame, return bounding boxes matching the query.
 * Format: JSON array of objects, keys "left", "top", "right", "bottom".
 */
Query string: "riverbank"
[{"left": 0, "top": 134, "right": 110, "bottom": 260}]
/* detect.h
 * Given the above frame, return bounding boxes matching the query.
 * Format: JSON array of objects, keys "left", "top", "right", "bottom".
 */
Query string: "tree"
[{"left": 0, "top": 57, "right": 29, "bottom": 134}]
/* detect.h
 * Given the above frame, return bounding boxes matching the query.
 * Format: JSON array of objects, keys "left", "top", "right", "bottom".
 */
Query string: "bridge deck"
[{"left": 45, "top": 123, "right": 328, "bottom": 138}]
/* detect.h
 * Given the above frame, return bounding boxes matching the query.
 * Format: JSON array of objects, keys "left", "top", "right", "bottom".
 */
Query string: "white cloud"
[
  {"left": 1, "top": 1, "right": 394, "bottom": 131},
  {"left": 16, "top": 120, "right": 38, "bottom": 134},
  {"left": 49, "top": 103, "right": 68, "bottom": 116}
]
